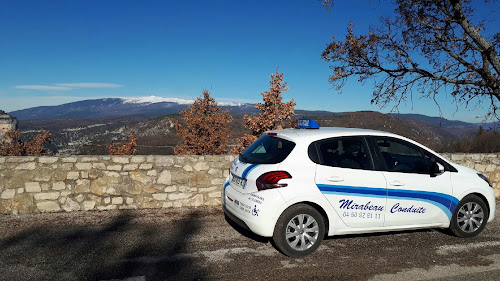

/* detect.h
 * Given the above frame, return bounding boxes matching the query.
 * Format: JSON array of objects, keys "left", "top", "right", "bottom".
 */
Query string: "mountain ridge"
[
  {"left": 9, "top": 97, "right": 256, "bottom": 120},
  {"left": 7, "top": 96, "right": 500, "bottom": 155},
  {"left": 9, "top": 97, "right": 495, "bottom": 131}
]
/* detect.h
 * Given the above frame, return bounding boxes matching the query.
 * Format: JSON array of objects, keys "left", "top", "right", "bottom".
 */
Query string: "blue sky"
[{"left": 0, "top": 0, "right": 497, "bottom": 122}]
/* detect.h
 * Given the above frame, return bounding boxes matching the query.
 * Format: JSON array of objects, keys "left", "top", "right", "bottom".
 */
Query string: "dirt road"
[{"left": 1, "top": 202, "right": 500, "bottom": 281}]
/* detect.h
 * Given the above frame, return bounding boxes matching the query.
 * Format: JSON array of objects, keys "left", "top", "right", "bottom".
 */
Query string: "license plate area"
[{"left": 231, "top": 172, "right": 247, "bottom": 189}]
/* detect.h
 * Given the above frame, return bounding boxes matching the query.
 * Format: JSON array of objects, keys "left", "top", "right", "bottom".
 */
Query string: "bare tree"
[
  {"left": 321, "top": 0, "right": 500, "bottom": 118},
  {"left": 174, "top": 90, "right": 233, "bottom": 155}
]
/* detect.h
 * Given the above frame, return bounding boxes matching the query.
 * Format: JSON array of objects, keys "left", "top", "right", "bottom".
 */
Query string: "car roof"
[
  {"left": 266, "top": 126, "right": 451, "bottom": 165},
  {"left": 268, "top": 127, "right": 410, "bottom": 143}
]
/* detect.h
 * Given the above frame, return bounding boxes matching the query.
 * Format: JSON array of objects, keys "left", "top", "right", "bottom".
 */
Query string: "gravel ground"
[{"left": 1, "top": 201, "right": 500, "bottom": 281}]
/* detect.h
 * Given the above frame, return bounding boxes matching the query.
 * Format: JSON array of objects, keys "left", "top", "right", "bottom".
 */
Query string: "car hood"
[{"left": 452, "top": 163, "right": 480, "bottom": 175}]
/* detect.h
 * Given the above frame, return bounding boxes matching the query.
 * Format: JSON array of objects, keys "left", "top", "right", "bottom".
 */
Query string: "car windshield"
[{"left": 239, "top": 135, "right": 295, "bottom": 164}]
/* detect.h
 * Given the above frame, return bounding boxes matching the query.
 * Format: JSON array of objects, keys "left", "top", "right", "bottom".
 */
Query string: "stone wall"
[
  {"left": 0, "top": 154, "right": 499, "bottom": 215},
  {"left": 0, "top": 155, "right": 235, "bottom": 215}
]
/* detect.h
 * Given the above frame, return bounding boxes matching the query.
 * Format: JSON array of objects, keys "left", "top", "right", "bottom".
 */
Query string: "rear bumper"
[
  {"left": 223, "top": 205, "right": 251, "bottom": 232},
  {"left": 222, "top": 182, "right": 285, "bottom": 237}
]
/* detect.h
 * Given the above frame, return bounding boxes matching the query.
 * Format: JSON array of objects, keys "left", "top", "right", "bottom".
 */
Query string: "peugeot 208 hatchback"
[{"left": 222, "top": 119, "right": 495, "bottom": 257}]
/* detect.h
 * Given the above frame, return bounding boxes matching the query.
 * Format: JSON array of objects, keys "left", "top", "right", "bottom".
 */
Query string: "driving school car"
[{"left": 222, "top": 119, "right": 496, "bottom": 257}]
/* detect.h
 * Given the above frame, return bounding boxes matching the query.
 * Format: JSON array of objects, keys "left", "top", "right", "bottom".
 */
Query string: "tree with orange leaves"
[
  {"left": 174, "top": 90, "right": 233, "bottom": 155},
  {"left": 232, "top": 68, "right": 296, "bottom": 153},
  {"left": 0, "top": 130, "right": 52, "bottom": 156},
  {"left": 109, "top": 134, "right": 138, "bottom": 155}
]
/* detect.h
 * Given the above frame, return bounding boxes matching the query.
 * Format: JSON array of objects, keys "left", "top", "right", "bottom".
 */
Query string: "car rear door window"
[{"left": 310, "top": 137, "right": 374, "bottom": 170}]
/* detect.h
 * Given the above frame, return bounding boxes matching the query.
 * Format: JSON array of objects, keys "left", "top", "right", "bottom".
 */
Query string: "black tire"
[
  {"left": 272, "top": 204, "right": 325, "bottom": 258},
  {"left": 450, "top": 194, "right": 489, "bottom": 238}
]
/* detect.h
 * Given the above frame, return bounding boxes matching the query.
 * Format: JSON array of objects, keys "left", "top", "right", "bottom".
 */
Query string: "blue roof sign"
[{"left": 297, "top": 119, "right": 320, "bottom": 129}]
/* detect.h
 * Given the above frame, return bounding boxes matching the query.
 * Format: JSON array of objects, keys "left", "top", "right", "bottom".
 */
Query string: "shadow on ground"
[{"left": 0, "top": 211, "right": 205, "bottom": 281}]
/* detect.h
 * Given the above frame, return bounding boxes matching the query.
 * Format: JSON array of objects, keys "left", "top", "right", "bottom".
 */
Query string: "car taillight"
[{"left": 256, "top": 171, "right": 292, "bottom": 191}]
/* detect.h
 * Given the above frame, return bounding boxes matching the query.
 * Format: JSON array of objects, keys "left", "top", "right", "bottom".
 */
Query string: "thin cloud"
[
  {"left": 216, "top": 97, "right": 258, "bottom": 104},
  {"left": 1, "top": 95, "right": 118, "bottom": 112},
  {"left": 55, "top": 83, "right": 123, "bottom": 88},
  {"left": 14, "top": 85, "right": 72, "bottom": 91},
  {"left": 14, "top": 83, "right": 123, "bottom": 91}
]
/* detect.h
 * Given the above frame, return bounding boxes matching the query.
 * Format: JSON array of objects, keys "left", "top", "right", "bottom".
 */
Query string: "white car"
[{"left": 222, "top": 119, "right": 496, "bottom": 257}]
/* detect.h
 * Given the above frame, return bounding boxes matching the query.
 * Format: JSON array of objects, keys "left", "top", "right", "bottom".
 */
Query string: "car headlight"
[{"left": 477, "top": 173, "right": 492, "bottom": 187}]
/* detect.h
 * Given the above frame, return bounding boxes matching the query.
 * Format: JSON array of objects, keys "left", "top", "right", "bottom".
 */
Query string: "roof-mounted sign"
[{"left": 297, "top": 119, "right": 320, "bottom": 129}]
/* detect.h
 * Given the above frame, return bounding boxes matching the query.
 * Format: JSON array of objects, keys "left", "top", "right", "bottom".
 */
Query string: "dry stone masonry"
[
  {"left": 0, "top": 154, "right": 499, "bottom": 215},
  {"left": 0, "top": 155, "right": 235, "bottom": 215}
]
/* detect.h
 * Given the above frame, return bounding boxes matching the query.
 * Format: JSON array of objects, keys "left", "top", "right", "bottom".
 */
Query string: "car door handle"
[
  {"left": 326, "top": 176, "right": 344, "bottom": 182},
  {"left": 389, "top": 180, "right": 405, "bottom": 186}
]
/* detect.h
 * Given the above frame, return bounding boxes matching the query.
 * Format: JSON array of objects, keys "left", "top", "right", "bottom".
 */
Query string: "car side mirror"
[{"left": 431, "top": 162, "right": 445, "bottom": 177}]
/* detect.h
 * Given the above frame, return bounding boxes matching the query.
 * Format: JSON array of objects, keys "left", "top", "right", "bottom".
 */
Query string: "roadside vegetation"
[
  {"left": 0, "top": 130, "right": 51, "bottom": 156},
  {"left": 445, "top": 127, "right": 500, "bottom": 153},
  {"left": 173, "top": 90, "right": 233, "bottom": 155},
  {"left": 108, "top": 134, "right": 138, "bottom": 155}
]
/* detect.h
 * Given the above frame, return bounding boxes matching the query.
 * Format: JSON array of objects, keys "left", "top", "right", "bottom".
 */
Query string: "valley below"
[{"left": 8, "top": 97, "right": 500, "bottom": 155}]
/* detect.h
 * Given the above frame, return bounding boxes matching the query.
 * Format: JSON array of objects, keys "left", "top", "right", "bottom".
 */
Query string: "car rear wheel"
[
  {"left": 272, "top": 204, "right": 325, "bottom": 257},
  {"left": 450, "top": 194, "right": 489, "bottom": 238}
]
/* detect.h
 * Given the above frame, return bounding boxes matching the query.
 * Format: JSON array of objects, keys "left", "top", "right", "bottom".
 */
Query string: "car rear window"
[
  {"left": 239, "top": 135, "right": 295, "bottom": 164},
  {"left": 308, "top": 137, "right": 374, "bottom": 170}
]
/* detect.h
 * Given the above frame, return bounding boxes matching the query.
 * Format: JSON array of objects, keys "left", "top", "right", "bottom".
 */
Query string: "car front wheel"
[
  {"left": 450, "top": 194, "right": 489, "bottom": 238},
  {"left": 272, "top": 204, "right": 325, "bottom": 257}
]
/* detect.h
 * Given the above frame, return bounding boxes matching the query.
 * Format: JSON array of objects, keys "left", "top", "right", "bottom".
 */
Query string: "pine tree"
[
  {"left": 232, "top": 68, "right": 296, "bottom": 153},
  {"left": 174, "top": 90, "right": 233, "bottom": 155}
]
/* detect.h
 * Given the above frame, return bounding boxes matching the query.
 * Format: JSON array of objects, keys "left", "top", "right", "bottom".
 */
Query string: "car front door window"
[{"left": 375, "top": 138, "right": 429, "bottom": 174}]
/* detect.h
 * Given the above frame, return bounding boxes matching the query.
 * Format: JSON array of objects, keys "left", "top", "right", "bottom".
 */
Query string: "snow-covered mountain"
[
  {"left": 121, "top": 95, "right": 244, "bottom": 106},
  {"left": 9, "top": 96, "right": 254, "bottom": 120}
]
